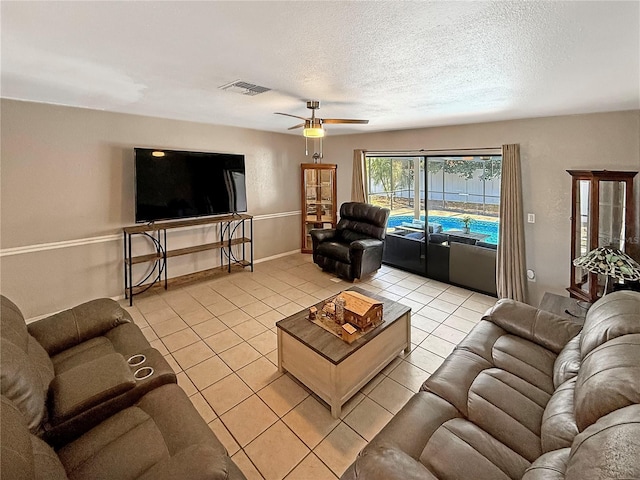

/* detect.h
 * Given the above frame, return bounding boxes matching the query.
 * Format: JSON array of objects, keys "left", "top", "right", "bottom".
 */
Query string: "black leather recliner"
[{"left": 311, "top": 202, "right": 390, "bottom": 281}]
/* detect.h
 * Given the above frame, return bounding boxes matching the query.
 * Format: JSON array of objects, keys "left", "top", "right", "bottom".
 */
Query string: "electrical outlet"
[
  {"left": 526, "top": 269, "right": 536, "bottom": 282},
  {"left": 527, "top": 213, "right": 535, "bottom": 224}
]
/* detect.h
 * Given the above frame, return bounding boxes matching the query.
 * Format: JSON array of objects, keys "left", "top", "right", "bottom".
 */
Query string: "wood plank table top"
[{"left": 276, "top": 286, "right": 411, "bottom": 365}]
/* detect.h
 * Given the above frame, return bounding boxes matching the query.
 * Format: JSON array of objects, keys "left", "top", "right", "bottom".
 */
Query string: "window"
[{"left": 366, "top": 154, "right": 502, "bottom": 245}]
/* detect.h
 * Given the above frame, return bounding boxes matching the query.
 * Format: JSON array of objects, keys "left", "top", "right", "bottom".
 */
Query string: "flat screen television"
[{"left": 134, "top": 148, "right": 247, "bottom": 223}]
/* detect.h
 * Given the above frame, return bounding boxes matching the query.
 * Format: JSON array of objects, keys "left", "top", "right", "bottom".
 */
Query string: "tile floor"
[{"left": 121, "top": 253, "right": 496, "bottom": 480}]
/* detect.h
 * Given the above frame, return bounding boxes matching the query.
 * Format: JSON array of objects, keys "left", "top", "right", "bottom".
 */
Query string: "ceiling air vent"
[{"left": 219, "top": 80, "right": 271, "bottom": 96}]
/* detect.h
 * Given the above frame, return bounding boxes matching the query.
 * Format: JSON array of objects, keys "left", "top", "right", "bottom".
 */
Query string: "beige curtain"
[
  {"left": 496, "top": 144, "right": 527, "bottom": 302},
  {"left": 351, "top": 149, "right": 367, "bottom": 202}
]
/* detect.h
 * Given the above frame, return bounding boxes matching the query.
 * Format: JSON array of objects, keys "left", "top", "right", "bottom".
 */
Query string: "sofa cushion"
[
  {"left": 467, "top": 368, "right": 548, "bottom": 462},
  {"left": 522, "top": 449, "right": 570, "bottom": 480},
  {"left": 579, "top": 290, "right": 640, "bottom": 358},
  {"left": 57, "top": 384, "right": 231, "bottom": 480},
  {"left": 565, "top": 404, "right": 640, "bottom": 480},
  {"left": 541, "top": 378, "right": 578, "bottom": 452},
  {"left": 1, "top": 339, "right": 47, "bottom": 432},
  {"left": 348, "top": 445, "right": 438, "bottom": 480},
  {"left": 52, "top": 337, "right": 117, "bottom": 373},
  {"left": 421, "top": 418, "right": 530, "bottom": 480},
  {"left": 573, "top": 333, "right": 640, "bottom": 431},
  {"left": 553, "top": 333, "right": 581, "bottom": 388},
  {"left": 317, "top": 241, "right": 352, "bottom": 264}
]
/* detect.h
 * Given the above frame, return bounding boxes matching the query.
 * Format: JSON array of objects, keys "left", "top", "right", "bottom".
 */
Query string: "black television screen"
[{"left": 134, "top": 148, "right": 247, "bottom": 223}]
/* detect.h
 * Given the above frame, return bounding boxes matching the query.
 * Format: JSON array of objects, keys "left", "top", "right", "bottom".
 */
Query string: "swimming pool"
[{"left": 388, "top": 215, "right": 500, "bottom": 244}]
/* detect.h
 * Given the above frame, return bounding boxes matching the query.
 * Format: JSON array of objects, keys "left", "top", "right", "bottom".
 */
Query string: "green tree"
[{"left": 367, "top": 157, "right": 412, "bottom": 202}]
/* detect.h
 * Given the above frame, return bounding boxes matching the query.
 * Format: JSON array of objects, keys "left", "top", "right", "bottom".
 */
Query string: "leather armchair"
[{"left": 311, "top": 202, "right": 390, "bottom": 281}]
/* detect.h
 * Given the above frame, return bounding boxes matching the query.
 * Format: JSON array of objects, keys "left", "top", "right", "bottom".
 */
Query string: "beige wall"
[
  {"left": 2, "top": 100, "right": 638, "bottom": 317},
  {"left": 323, "top": 110, "right": 640, "bottom": 306},
  {"left": 1, "top": 99, "right": 305, "bottom": 317}
]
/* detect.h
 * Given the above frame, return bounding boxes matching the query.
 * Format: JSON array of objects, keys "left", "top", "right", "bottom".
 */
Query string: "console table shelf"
[{"left": 123, "top": 214, "right": 253, "bottom": 305}]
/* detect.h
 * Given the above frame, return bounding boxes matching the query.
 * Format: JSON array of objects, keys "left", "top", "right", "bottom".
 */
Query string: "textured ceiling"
[{"left": 2, "top": 1, "right": 639, "bottom": 135}]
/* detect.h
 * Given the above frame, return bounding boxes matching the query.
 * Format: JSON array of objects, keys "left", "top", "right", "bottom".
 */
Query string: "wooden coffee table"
[{"left": 276, "top": 287, "right": 411, "bottom": 418}]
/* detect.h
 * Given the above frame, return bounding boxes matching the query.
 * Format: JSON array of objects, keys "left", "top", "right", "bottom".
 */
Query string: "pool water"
[{"left": 388, "top": 215, "right": 499, "bottom": 244}]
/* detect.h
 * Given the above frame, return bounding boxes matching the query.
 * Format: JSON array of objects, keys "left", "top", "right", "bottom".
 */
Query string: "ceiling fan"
[{"left": 275, "top": 100, "right": 369, "bottom": 138}]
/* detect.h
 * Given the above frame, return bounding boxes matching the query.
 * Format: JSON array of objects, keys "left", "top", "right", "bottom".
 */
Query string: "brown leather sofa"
[
  {"left": 311, "top": 202, "right": 390, "bottom": 281},
  {"left": 341, "top": 290, "right": 640, "bottom": 479},
  {"left": 1, "top": 294, "right": 246, "bottom": 479}
]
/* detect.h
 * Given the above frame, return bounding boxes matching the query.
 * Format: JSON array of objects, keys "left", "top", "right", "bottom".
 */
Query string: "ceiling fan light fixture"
[{"left": 303, "top": 126, "right": 325, "bottom": 138}]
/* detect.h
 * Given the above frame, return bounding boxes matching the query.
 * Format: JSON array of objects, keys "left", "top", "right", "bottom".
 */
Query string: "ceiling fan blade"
[
  {"left": 322, "top": 119, "right": 369, "bottom": 125},
  {"left": 287, "top": 123, "right": 305, "bottom": 130},
  {"left": 274, "top": 112, "right": 308, "bottom": 121}
]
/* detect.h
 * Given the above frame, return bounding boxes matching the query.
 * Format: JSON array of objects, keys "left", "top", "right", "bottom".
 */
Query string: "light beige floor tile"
[
  {"left": 176, "top": 371, "right": 198, "bottom": 397},
  {"left": 144, "top": 307, "right": 179, "bottom": 325},
  {"left": 284, "top": 453, "right": 338, "bottom": 480},
  {"left": 206, "top": 299, "right": 237, "bottom": 316},
  {"left": 277, "top": 302, "right": 305, "bottom": 317},
  {"left": 405, "top": 346, "right": 445, "bottom": 374},
  {"left": 140, "top": 326, "right": 158, "bottom": 342},
  {"left": 416, "top": 284, "right": 446, "bottom": 297},
  {"left": 211, "top": 283, "right": 241, "bottom": 298},
  {"left": 262, "top": 293, "right": 289, "bottom": 309},
  {"left": 339, "top": 392, "right": 366, "bottom": 420},
  {"left": 387, "top": 360, "right": 429, "bottom": 392},
  {"left": 250, "top": 286, "right": 277, "bottom": 301},
  {"left": 205, "top": 329, "right": 244, "bottom": 353},
  {"left": 429, "top": 298, "right": 458, "bottom": 314},
  {"left": 444, "top": 315, "right": 477, "bottom": 333},
  {"left": 163, "top": 353, "right": 181, "bottom": 373},
  {"left": 221, "top": 395, "right": 278, "bottom": 447},
  {"left": 396, "top": 298, "right": 425, "bottom": 312},
  {"left": 444, "top": 285, "right": 474, "bottom": 299},
  {"left": 314, "top": 423, "right": 366, "bottom": 477},
  {"left": 420, "top": 334, "right": 457, "bottom": 358},
  {"left": 161, "top": 327, "right": 200, "bottom": 352},
  {"left": 190, "top": 392, "right": 216, "bottom": 423},
  {"left": 265, "top": 349, "right": 279, "bottom": 366},
  {"left": 297, "top": 282, "right": 323, "bottom": 295},
  {"left": 471, "top": 291, "right": 497, "bottom": 306},
  {"left": 257, "top": 375, "right": 309, "bottom": 417},
  {"left": 343, "top": 397, "right": 393, "bottom": 441},
  {"left": 152, "top": 317, "right": 189, "bottom": 337},
  {"left": 202, "top": 373, "right": 253, "bottom": 415},
  {"left": 367, "top": 377, "right": 413, "bottom": 414},
  {"left": 411, "top": 314, "right": 440, "bottom": 333},
  {"left": 432, "top": 324, "right": 467, "bottom": 344},
  {"left": 365, "top": 278, "right": 394, "bottom": 290},
  {"left": 282, "top": 396, "right": 341, "bottom": 449},
  {"left": 245, "top": 421, "right": 310, "bottom": 480},
  {"left": 192, "top": 317, "right": 227, "bottom": 339},
  {"left": 360, "top": 371, "right": 385, "bottom": 395},
  {"left": 180, "top": 307, "right": 214, "bottom": 326},
  {"left": 218, "top": 308, "right": 252, "bottom": 328},
  {"left": 247, "top": 330, "right": 277, "bottom": 355},
  {"left": 292, "top": 294, "right": 319, "bottom": 309},
  {"left": 209, "top": 418, "right": 240, "bottom": 456},
  {"left": 232, "top": 319, "right": 268, "bottom": 340},
  {"left": 237, "top": 357, "right": 282, "bottom": 392},
  {"left": 231, "top": 450, "right": 264, "bottom": 480},
  {"left": 437, "top": 291, "right": 467, "bottom": 306},
  {"left": 219, "top": 342, "right": 262, "bottom": 370},
  {"left": 311, "top": 288, "right": 335, "bottom": 300},
  {"left": 229, "top": 292, "right": 258, "bottom": 308},
  {"left": 452, "top": 306, "right": 484, "bottom": 323},
  {"left": 461, "top": 298, "right": 492, "bottom": 313},
  {"left": 405, "top": 291, "right": 436, "bottom": 305},
  {"left": 280, "top": 287, "right": 307, "bottom": 301},
  {"left": 242, "top": 301, "right": 272, "bottom": 318},
  {"left": 410, "top": 326, "right": 429, "bottom": 345},
  {"left": 135, "top": 296, "right": 170, "bottom": 315},
  {"left": 255, "top": 310, "right": 285, "bottom": 328},
  {"left": 416, "top": 305, "right": 450, "bottom": 322},
  {"left": 379, "top": 291, "right": 402, "bottom": 302},
  {"left": 186, "top": 356, "right": 233, "bottom": 390},
  {"left": 172, "top": 341, "right": 215, "bottom": 370},
  {"left": 150, "top": 339, "right": 169, "bottom": 356}
]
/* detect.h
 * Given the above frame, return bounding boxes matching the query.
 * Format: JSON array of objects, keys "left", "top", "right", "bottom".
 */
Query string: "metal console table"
[{"left": 123, "top": 214, "right": 253, "bottom": 306}]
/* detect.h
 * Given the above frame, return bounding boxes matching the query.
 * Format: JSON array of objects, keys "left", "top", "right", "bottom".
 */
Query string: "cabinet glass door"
[
  {"left": 573, "top": 179, "right": 591, "bottom": 298},
  {"left": 302, "top": 164, "right": 337, "bottom": 253}
]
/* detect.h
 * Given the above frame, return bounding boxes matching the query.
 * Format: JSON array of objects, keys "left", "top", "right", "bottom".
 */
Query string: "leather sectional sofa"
[
  {"left": 341, "top": 290, "right": 640, "bottom": 479},
  {"left": 0, "top": 295, "right": 246, "bottom": 480}
]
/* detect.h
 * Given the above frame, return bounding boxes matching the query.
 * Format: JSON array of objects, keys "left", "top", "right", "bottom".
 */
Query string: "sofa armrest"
[
  {"left": 484, "top": 299, "right": 583, "bottom": 354},
  {"left": 310, "top": 228, "right": 338, "bottom": 244},
  {"left": 350, "top": 238, "right": 384, "bottom": 251},
  {"left": 49, "top": 353, "right": 135, "bottom": 425},
  {"left": 28, "top": 299, "right": 133, "bottom": 356}
]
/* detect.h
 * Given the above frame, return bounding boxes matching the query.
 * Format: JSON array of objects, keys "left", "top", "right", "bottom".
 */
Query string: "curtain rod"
[{"left": 365, "top": 147, "right": 501, "bottom": 155}]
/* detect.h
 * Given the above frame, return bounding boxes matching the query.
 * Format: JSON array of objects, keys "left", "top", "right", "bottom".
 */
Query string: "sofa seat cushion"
[
  {"left": 52, "top": 337, "right": 116, "bottom": 374},
  {"left": 421, "top": 418, "right": 530, "bottom": 480},
  {"left": 541, "top": 378, "right": 578, "bottom": 453},
  {"left": 317, "top": 241, "right": 351, "bottom": 264},
  {"left": 57, "top": 384, "right": 231, "bottom": 480},
  {"left": 349, "top": 445, "right": 437, "bottom": 480},
  {"left": 467, "top": 368, "right": 548, "bottom": 462},
  {"left": 522, "top": 449, "right": 570, "bottom": 480}
]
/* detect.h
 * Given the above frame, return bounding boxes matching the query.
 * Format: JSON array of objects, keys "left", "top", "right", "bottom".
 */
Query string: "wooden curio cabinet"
[
  {"left": 301, "top": 163, "right": 337, "bottom": 253},
  {"left": 567, "top": 170, "right": 637, "bottom": 302}
]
